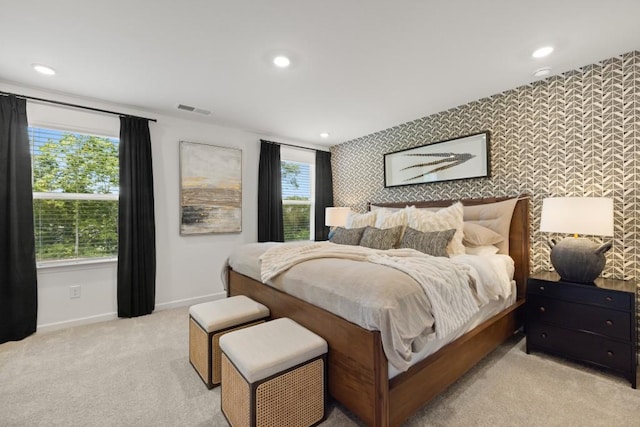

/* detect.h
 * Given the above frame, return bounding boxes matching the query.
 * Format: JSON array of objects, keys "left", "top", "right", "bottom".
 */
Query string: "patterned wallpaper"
[{"left": 332, "top": 51, "right": 640, "bottom": 353}]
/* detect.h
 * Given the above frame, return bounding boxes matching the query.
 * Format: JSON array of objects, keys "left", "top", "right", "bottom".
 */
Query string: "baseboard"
[
  {"left": 155, "top": 292, "right": 227, "bottom": 311},
  {"left": 37, "top": 292, "right": 227, "bottom": 333},
  {"left": 37, "top": 312, "right": 118, "bottom": 333}
]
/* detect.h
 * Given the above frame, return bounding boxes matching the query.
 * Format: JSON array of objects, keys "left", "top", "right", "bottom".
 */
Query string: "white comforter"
[{"left": 261, "top": 242, "right": 478, "bottom": 340}]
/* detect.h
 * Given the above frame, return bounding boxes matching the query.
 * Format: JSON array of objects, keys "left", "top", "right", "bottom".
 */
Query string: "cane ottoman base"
[
  {"left": 220, "top": 318, "right": 328, "bottom": 427},
  {"left": 189, "top": 296, "right": 270, "bottom": 389}
]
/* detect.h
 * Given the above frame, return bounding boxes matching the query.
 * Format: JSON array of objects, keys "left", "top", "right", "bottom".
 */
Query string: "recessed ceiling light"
[
  {"left": 273, "top": 56, "right": 291, "bottom": 68},
  {"left": 32, "top": 64, "right": 56, "bottom": 75},
  {"left": 532, "top": 46, "right": 554, "bottom": 58},
  {"left": 320, "top": 132, "right": 330, "bottom": 139},
  {"left": 533, "top": 67, "right": 552, "bottom": 77}
]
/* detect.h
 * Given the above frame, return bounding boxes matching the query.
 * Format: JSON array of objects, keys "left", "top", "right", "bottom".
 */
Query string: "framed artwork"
[
  {"left": 179, "top": 141, "right": 242, "bottom": 234},
  {"left": 384, "top": 131, "right": 490, "bottom": 187}
]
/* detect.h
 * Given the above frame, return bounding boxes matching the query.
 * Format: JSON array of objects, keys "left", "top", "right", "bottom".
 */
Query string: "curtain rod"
[
  {"left": 262, "top": 139, "right": 319, "bottom": 152},
  {"left": 279, "top": 141, "right": 317, "bottom": 152},
  {"left": 0, "top": 91, "right": 157, "bottom": 123}
]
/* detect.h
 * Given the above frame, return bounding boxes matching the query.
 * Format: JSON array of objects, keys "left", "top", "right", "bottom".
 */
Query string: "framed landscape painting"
[
  {"left": 384, "top": 131, "right": 490, "bottom": 187},
  {"left": 179, "top": 141, "right": 242, "bottom": 234}
]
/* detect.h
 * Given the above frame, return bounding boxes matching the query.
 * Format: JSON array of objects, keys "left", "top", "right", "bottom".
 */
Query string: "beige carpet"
[{"left": 1, "top": 306, "right": 638, "bottom": 426}]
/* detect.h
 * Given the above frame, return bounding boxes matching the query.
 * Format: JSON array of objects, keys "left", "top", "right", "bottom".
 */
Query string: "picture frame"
[
  {"left": 384, "top": 131, "right": 490, "bottom": 187},
  {"left": 179, "top": 141, "right": 242, "bottom": 235}
]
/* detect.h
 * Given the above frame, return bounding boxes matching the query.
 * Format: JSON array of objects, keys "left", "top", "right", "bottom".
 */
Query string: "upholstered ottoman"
[
  {"left": 219, "top": 318, "right": 328, "bottom": 427},
  {"left": 189, "top": 296, "right": 270, "bottom": 389}
]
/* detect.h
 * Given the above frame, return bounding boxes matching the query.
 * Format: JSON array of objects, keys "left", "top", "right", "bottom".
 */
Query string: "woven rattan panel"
[
  {"left": 256, "top": 358, "right": 324, "bottom": 427},
  {"left": 222, "top": 354, "right": 250, "bottom": 427},
  {"left": 212, "top": 320, "right": 265, "bottom": 385},
  {"left": 189, "top": 318, "right": 208, "bottom": 384}
]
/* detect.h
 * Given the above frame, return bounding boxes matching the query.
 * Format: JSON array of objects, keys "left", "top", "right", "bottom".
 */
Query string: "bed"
[{"left": 226, "top": 196, "right": 530, "bottom": 426}]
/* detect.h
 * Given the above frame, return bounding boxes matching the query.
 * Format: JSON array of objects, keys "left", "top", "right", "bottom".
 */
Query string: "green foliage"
[
  {"left": 33, "top": 133, "right": 118, "bottom": 193},
  {"left": 283, "top": 204, "right": 311, "bottom": 241},
  {"left": 281, "top": 162, "right": 301, "bottom": 189},
  {"left": 32, "top": 131, "right": 119, "bottom": 261}
]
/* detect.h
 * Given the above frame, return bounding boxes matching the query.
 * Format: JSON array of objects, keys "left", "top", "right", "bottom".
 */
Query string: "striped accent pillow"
[
  {"left": 374, "top": 207, "right": 409, "bottom": 229},
  {"left": 359, "top": 226, "right": 403, "bottom": 250},
  {"left": 406, "top": 202, "right": 464, "bottom": 255},
  {"left": 346, "top": 211, "right": 377, "bottom": 229},
  {"left": 330, "top": 227, "right": 366, "bottom": 246},
  {"left": 399, "top": 228, "right": 456, "bottom": 257}
]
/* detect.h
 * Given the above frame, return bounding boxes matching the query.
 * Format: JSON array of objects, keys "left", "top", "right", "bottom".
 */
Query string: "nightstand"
[{"left": 526, "top": 271, "right": 637, "bottom": 388}]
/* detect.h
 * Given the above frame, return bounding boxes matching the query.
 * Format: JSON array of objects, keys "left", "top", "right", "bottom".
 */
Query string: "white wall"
[{"left": 1, "top": 82, "right": 327, "bottom": 331}]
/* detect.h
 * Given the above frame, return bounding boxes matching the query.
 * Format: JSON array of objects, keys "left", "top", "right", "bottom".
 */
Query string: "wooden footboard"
[{"left": 228, "top": 269, "right": 524, "bottom": 426}]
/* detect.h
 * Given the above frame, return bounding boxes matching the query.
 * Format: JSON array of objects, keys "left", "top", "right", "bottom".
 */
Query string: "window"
[
  {"left": 281, "top": 155, "right": 315, "bottom": 241},
  {"left": 29, "top": 127, "right": 119, "bottom": 264}
]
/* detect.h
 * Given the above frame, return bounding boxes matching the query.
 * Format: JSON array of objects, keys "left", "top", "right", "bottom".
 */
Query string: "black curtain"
[
  {"left": 257, "top": 140, "right": 284, "bottom": 242},
  {"left": 117, "top": 117, "right": 156, "bottom": 318},
  {"left": 314, "top": 150, "right": 333, "bottom": 241},
  {"left": 0, "top": 95, "right": 38, "bottom": 343}
]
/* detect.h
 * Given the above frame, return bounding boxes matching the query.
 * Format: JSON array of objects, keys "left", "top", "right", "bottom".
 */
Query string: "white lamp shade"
[
  {"left": 540, "top": 197, "right": 613, "bottom": 236},
  {"left": 325, "top": 207, "right": 350, "bottom": 227}
]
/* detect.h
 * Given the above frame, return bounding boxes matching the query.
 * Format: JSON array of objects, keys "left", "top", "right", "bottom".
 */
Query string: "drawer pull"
[
  {"left": 539, "top": 306, "right": 546, "bottom": 313},
  {"left": 607, "top": 351, "right": 614, "bottom": 357},
  {"left": 539, "top": 286, "right": 545, "bottom": 291},
  {"left": 605, "top": 320, "right": 613, "bottom": 326},
  {"left": 605, "top": 296, "right": 613, "bottom": 302},
  {"left": 541, "top": 333, "right": 547, "bottom": 339}
]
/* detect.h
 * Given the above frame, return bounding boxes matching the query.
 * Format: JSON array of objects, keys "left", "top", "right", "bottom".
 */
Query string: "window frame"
[
  {"left": 280, "top": 147, "right": 316, "bottom": 242},
  {"left": 29, "top": 125, "right": 120, "bottom": 268}
]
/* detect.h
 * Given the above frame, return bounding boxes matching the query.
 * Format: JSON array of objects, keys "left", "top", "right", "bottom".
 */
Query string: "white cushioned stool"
[
  {"left": 219, "top": 318, "right": 328, "bottom": 427},
  {"left": 189, "top": 296, "right": 270, "bottom": 389}
]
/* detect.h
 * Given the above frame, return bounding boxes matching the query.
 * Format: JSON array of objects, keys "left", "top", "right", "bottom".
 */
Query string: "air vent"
[
  {"left": 177, "top": 104, "right": 211, "bottom": 115},
  {"left": 177, "top": 104, "right": 195, "bottom": 112}
]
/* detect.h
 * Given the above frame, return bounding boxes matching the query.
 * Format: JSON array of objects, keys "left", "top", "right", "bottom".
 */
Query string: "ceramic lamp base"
[{"left": 549, "top": 237, "right": 612, "bottom": 283}]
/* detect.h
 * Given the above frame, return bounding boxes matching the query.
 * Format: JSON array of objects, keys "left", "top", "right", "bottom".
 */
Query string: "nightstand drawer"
[
  {"left": 527, "top": 323, "right": 632, "bottom": 373},
  {"left": 527, "top": 295, "right": 632, "bottom": 341},
  {"left": 527, "top": 280, "right": 632, "bottom": 311}
]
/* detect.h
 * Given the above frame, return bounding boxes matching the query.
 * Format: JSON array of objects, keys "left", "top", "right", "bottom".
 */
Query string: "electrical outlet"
[{"left": 69, "top": 285, "right": 81, "bottom": 299}]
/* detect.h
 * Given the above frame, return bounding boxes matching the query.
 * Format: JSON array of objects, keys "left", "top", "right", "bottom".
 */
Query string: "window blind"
[
  {"left": 281, "top": 160, "right": 314, "bottom": 241},
  {"left": 29, "top": 127, "right": 119, "bottom": 263}
]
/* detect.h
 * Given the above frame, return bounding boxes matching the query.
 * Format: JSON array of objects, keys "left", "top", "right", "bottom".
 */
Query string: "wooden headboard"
[{"left": 368, "top": 196, "right": 530, "bottom": 298}]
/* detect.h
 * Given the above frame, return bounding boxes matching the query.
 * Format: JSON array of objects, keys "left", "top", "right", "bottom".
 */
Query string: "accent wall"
[{"left": 331, "top": 50, "right": 640, "bottom": 351}]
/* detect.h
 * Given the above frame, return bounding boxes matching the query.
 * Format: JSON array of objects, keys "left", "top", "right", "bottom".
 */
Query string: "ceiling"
[{"left": 1, "top": 1, "right": 639, "bottom": 146}]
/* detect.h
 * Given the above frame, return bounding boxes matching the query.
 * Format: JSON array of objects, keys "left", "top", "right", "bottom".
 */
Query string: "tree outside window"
[
  {"left": 30, "top": 127, "right": 119, "bottom": 263},
  {"left": 281, "top": 160, "right": 314, "bottom": 241}
]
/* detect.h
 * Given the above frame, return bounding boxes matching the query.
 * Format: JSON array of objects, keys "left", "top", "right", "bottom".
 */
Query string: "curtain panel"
[
  {"left": 257, "top": 140, "right": 284, "bottom": 242},
  {"left": 0, "top": 95, "right": 38, "bottom": 343},
  {"left": 314, "top": 150, "right": 333, "bottom": 241},
  {"left": 117, "top": 117, "right": 156, "bottom": 318}
]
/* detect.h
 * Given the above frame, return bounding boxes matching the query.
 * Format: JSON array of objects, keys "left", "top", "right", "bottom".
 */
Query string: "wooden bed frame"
[{"left": 227, "top": 196, "right": 530, "bottom": 426}]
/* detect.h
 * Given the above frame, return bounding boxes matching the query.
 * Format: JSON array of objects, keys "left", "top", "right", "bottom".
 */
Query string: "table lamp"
[
  {"left": 539, "top": 197, "right": 613, "bottom": 283},
  {"left": 325, "top": 207, "right": 350, "bottom": 228},
  {"left": 325, "top": 207, "right": 350, "bottom": 240}
]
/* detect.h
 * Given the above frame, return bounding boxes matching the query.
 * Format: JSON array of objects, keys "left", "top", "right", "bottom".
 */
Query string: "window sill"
[{"left": 37, "top": 257, "right": 117, "bottom": 273}]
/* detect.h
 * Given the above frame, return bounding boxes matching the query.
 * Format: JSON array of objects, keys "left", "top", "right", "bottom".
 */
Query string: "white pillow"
[
  {"left": 346, "top": 211, "right": 377, "bottom": 229},
  {"left": 375, "top": 207, "right": 409, "bottom": 229},
  {"left": 406, "top": 202, "right": 465, "bottom": 255},
  {"left": 463, "top": 222, "right": 504, "bottom": 247},
  {"left": 465, "top": 245, "right": 500, "bottom": 256}
]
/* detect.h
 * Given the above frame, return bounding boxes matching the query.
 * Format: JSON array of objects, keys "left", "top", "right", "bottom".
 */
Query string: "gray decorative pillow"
[
  {"left": 329, "top": 227, "right": 366, "bottom": 246},
  {"left": 399, "top": 228, "right": 456, "bottom": 257},
  {"left": 359, "top": 226, "right": 403, "bottom": 250}
]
